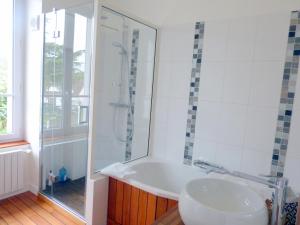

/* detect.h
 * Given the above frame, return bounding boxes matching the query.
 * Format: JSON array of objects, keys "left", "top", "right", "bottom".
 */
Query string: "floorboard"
[{"left": 0, "top": 192, "right": 86, "bottom": 225}]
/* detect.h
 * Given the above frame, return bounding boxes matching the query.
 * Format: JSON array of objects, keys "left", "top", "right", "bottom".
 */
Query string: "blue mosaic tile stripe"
[
  {"left": 183, "top": 22, "right": 205, "bottom": 165},
  {"left": 271, "top": 11, "right": 300, "bottom": 177},
  {"left": 284, "top": 202, "right": 298, "bottom": 225},
  {"left": 125, "top": 30, "right": 140, "bottom": 161}
]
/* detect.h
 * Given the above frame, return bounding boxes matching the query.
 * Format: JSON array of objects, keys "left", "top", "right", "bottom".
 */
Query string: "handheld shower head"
[
  {"left": 112, "top": 41, "right": 122, "bottom": 48},
  {"left": 112, "top": 41, "right": 127, "bottom": 54}
]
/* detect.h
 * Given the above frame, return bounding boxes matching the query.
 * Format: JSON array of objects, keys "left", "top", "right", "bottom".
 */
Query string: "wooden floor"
[{"left": 0, "top": 192, "right": 85, "bottom": 225}]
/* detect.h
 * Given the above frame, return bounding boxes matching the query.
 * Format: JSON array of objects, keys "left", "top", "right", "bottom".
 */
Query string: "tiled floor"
[
  {"left": 0, "top": 192, "right": 85, "bottom": 225},
  {"left": 42, "top": 177, "right": 86, "bottom": 216}
]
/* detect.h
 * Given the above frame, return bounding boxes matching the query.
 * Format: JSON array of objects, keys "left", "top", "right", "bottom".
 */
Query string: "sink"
[{"left": 178, "top": 178, "right": 268, "bottom": 225}]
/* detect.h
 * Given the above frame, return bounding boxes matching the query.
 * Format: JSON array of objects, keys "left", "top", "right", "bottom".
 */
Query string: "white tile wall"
[
  {"left": 226, "top": 18, "right": 256, "bottom": 61},
  {"left": 169, "top": 62, "right": 192, "bottom": 98},
  {"left": 249, "top": 62, "right": 283, "bottom": 107},
  {"left": 195, "top": 101, "right": 222, "bottom": 142},
  {"left": 165, "top": 98, "right": 189, "bottom": 162},
  {"left": 196, "top": 12, "right": 290, "bottom": 176},
  {"left": 202, "top": 20, "right": 229, "bottom": 61},
  {"left": 193, "top": 139, "right": 218, "bottom": 162},
  {"left": 244, "top": 107, "right": 278, "bottom": 152},
  {"left": 215, "top": 144, "right": 243, "bottom": 171},
  {"left": 253, "top": 14, "right": 290, "bottom": 61},
  {"left": 151, "top": 12, "right": 292, "bottom": 178},
  {"left": 284, "top": 68, "right": 300, "bottom": 192},
  {"left": 240, "top": 150, "right": 272, "bottom": 175},
  {"left": 198, "top": 62, "right": 225, "bottom": 102},
  {"left": 222, "top": 62, "right": 252, "bottom": 104},
  {"left": 218, "top": 104, "right": 248, "bottom": 147}
]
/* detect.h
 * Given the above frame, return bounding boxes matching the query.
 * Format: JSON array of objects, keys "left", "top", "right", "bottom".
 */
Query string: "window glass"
[
  {"left": 43, "top": 11, "right": 65, "bottom": 130},
  {"left": 0, "top": 0, "right": 14, "bottom": 135},
  {"left": 43, "top": 10, "right": 91, "bottom": 132}
]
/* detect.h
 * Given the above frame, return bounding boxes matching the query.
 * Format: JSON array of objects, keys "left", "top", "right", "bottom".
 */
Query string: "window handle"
[{"left": 79, "top": 106, "right": 89, "bottom": 124}]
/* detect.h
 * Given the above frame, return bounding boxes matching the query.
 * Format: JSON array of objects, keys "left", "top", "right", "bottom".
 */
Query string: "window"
[
  {"left": 43, "top": 10, "right": 91, "bottom": 137},
  {"left": 0, "top": 0, "right": 23, "bottom": 142}
]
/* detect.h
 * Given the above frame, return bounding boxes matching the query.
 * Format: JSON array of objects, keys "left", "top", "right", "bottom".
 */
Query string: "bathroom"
[{"left": 0, "top": 0, "right": 300, "bottom": 224}]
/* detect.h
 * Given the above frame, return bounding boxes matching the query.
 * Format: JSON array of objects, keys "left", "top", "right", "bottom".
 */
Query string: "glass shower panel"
[
  {"left": 41, "top": 4, "right": 93, "bottom": 217},
  {"left": 92, "top": 7, "right": 156, "bottom": 172}
]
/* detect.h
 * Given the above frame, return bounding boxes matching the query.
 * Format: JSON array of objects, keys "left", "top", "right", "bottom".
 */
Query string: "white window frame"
[{"left": 0, "top": 0, "right": 24, "bottom": 142}]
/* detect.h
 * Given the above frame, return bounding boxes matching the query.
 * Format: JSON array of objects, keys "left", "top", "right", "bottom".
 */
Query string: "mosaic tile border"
[
  {"left": 183, "top": 22, "right": 205, "bottom": 165},
  {"left": 125, "top": 30, "right": 140, "bottom": 161},
  {"left": 271, "top": 11, "right": 300, "bottom": 177}
]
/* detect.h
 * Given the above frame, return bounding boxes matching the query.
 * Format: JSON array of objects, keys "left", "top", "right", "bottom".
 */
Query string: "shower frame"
[
  {"left": 39, "top": 6, "right": 93, "bottom": 221},
  {"left": 87, "top": 0, "right": 159, "bottom": 181}
]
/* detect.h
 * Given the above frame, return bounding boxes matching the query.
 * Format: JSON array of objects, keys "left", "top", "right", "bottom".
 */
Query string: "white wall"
[
  {"left": 150, "top": 23, "right": 194, "bottom": 162},
  {"left": 151, "top": 11, "right": 295, "bottom": 178},
  {"left": 24, "top": 0, "right": 44, "bottom": 194},
  {"left": 194, "top": 13, "right": 290, "bottom": 176}
]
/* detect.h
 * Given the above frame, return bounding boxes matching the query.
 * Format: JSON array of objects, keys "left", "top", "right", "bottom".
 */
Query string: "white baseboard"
[
  {"left": 28, "top": 184, "right": 39, "bottom": 195},
  {"left": 0, "top": 183, "right": 40, "bottom": 200},
  {"left": 0, "top": 187, "right": 30, "bottom": 200}
]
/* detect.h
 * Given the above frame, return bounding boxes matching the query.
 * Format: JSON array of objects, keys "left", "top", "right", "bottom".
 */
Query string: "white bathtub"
[
  {"left": 107, "top": 158, "right": 273, "bottom": 201},
  {"left": 113, "top": 158, "right": 206, "bottom": 200}
]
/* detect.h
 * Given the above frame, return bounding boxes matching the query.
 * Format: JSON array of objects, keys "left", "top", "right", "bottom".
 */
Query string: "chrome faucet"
[{"left": 193, "top": 159, "right": 288, "bottom": 225}]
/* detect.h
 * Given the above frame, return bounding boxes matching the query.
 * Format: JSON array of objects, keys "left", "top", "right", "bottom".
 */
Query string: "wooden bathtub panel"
[
  {"left": 122, "top": 183, "right": 132, "bottom": 225},
  {"left": 146, "top": 193, "right": 157, "bottom": 225},
  {"left": 107, "top": 218, "right": 115, "bottom": 225},
  {"left": 156, "top": 197, "right": 168, "bottom": 219},
  {"left": 107, "top": 178, "right": 178, "bottom": 225},
  {"left": 167, "top": 199, "right": 178, "bottom": 210},
  {"left": 108, "top": 178, "right": 117, "bottom": 220},
  {"left": 108, "top": 218, "right": 121, "bottom": 225},
  {"left": 137, "top": 190, "right": 148, "bottom": 225},
  {"left": 129, "top": 186, "right": 140, "bottom": 225},
  {"left": 115, "top": 181, "right": 124, "bottom": 224}
]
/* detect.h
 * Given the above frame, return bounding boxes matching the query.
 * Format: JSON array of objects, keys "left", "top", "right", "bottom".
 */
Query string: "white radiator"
[{"left": 0, "top": 151, "right": 25, "bottom": 196}]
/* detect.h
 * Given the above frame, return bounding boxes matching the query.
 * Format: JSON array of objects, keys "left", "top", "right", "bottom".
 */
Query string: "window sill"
[{"left": 0, "top": 140, "right": 31, "bottom": 155}]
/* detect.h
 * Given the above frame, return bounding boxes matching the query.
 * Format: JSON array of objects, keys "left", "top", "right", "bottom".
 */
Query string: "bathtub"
[
  {"left": 106, "top": 157, "right": 273, "bottom": 201},
  {"left": 104, "top": 158, "right": 274, "bottom": 225},
  {"left": 110, "top": 158, "right": 207, "bottom": 200}
]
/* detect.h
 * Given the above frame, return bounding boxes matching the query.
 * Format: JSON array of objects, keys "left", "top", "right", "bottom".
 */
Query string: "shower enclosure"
[
  {"left": 40, "top": 3, "right": 93, "bottom": 217},
  {"left": 91, "top": 6, "right": 157, "bottom": 172},
  {"left": 40, "top": 2, "right": 156, "bottom": 218}
]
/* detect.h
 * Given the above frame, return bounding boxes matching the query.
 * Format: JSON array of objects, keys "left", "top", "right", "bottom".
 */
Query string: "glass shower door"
[
  {"left": 91, "top": 6, "right": 157, "bottom": 173},
  {"left": 41, "top": 4, "right": 92, "bottom": 217}
]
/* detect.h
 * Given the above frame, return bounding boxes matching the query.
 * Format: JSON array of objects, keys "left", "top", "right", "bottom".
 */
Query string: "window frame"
[{"left": 0, "top": 0, "right": 24, "bottom": 142}]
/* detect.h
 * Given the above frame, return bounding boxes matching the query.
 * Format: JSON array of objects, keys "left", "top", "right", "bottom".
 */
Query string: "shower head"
[
  {"left": 112, "top": 41, "right": 122, "bottom": 47},
  {"left": 112, "top": 41, "right": 127, "bottom": 54}
]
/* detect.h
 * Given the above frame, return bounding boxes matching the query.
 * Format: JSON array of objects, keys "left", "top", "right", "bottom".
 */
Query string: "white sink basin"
[{"left": 179, "top": 178, "right": 268, "bottom": 225}]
